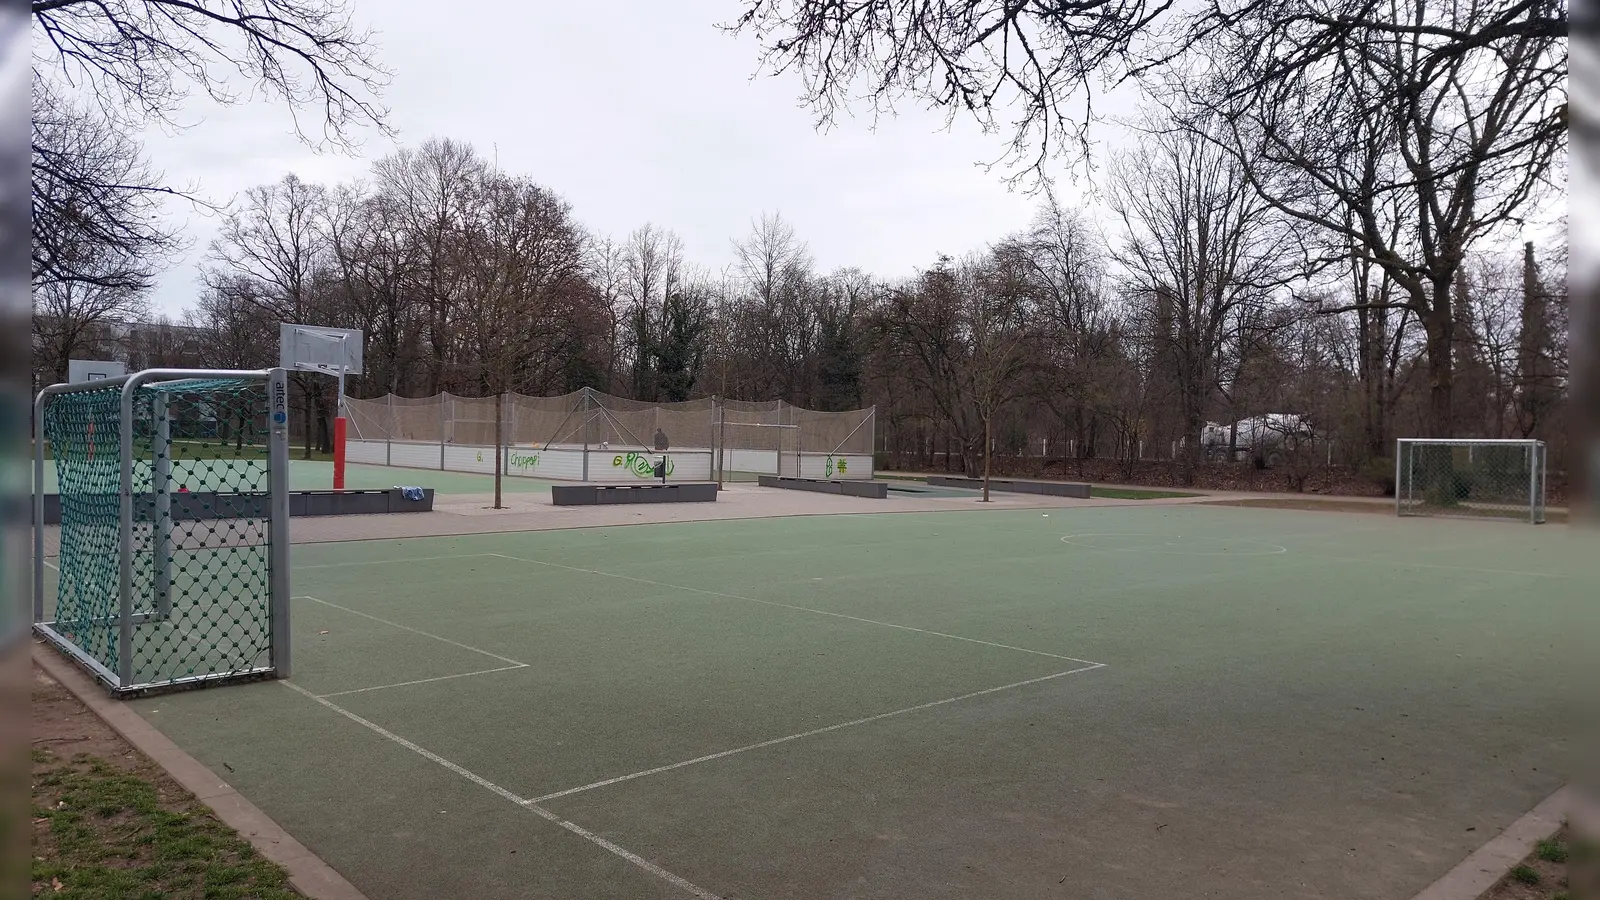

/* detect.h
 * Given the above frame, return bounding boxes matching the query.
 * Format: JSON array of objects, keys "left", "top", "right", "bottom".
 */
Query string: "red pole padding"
[{"left": 333, "top": 415, "right": 347, "bottom": 490}]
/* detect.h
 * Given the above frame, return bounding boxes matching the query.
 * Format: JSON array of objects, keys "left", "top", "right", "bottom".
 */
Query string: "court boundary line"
[
  {"left": 484, "top": 553, "right": 1102, "bottom": 666},
  {"left": 531, "top": 662, "right": 1104, "bottom": 804},
  {"left": 298, "top": 553, "right": 499, "bottom": 570},
  {"left": 315, "top": 665, "right": 528, "bottom": 698},
  {"left": 297, "top": 595, "right": 527, "bottom": 667},
  {"left": 280, "top": 681, "right": 722, "bottom": 900}
]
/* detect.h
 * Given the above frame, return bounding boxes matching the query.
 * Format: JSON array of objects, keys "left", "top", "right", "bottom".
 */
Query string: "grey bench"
[
  {"left": 757, "top": 476, "right": 888, "bottom": 499},
  {"left": 551, "top": 483, "right": 719, "bottom": 506},
  {"left": 925, "top": 476, "right": 1091, "bottom": 498},
  {"left": 36, "top": 488, "right": 436, "bottom": 525}
]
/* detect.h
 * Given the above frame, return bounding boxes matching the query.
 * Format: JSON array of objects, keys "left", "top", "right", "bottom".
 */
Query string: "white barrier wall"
[
  {"left": 344, "top": 440, "right": 715, "bottom": 483},
  {"left": 345, "top": 441, "right": 870, "bottom": 481},
  {"left": 798, "top": 453, "right": 874, "bottom": 480}
]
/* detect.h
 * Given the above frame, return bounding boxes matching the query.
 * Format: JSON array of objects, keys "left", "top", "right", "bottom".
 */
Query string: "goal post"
[
  {"left": 34, "top": 368, "right": 292, "bottom": 694},
  {"left": 1395, "top": 438, "right": 1547, "bottom": 524}
]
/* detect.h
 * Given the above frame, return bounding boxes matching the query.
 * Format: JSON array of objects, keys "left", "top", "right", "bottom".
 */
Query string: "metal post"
[
  {"left": 1394, "top": 441, "right": 1404, "bottom": 516},
  {"left": 387, "top": 393, "right": 394, "bottom": 466},
  {"left": 117, "top": 377, "right": 138, "bottom": 689},
  {"left": 333, "top": 349, "right": 347, "bottom": 489},
  {"left": 439, "top": 393, "right": 447, "bottom": 470},
  {"left": 581, "top": 388, "right": 591, "bottom": 482},
  {"left": 152, "top": 392, "right": 172, "bottom": 620},
  {"left": 718, "top": 398, "right": 727, "bottom": 486},
  {"left": 1528, "top": 442, "right": 1538, "bottom": 524},
  {"left": 712, "top": 396, "right": 721, "bottom": 487},
  {"left": 268, "top": 368, "right": 292, "bottom": 677},
  {"left": 33, "top": 389, "right": 47, "bottom": 625}
]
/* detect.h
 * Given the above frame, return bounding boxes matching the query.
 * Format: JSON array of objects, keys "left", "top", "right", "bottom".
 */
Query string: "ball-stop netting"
[{"left": 36, "top": 371, "right": 291, "bottom": 694}]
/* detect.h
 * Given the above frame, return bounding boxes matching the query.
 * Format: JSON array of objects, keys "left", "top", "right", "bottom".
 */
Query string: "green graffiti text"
[{"left": 613, "top": 452, "right": 671, "bottom": 478}]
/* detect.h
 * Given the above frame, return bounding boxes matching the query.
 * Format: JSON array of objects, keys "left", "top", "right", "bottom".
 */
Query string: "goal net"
[
  {"left": 34, "top": 369, "right": 292, "bottom": 694},
  {"left": 1395, "top": 438, "right": 1547, "bottom": 524}
]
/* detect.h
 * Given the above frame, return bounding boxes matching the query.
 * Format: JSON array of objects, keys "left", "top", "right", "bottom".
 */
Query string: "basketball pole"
[{"left": 333, "top": 341, "right": 347, "bottom": 491}]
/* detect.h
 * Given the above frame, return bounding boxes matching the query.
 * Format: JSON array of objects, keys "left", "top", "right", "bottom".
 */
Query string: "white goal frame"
[{"left": 1395, "top": 438, "right": 1547, "bottom": 524}]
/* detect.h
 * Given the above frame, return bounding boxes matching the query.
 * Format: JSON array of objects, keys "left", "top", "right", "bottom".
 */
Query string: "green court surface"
[
  {"left": 119, "top": 504, "right": 1590, "bottom": 900},
  {"left": 37, "top": 458, "right": 556, "bottom": 495}
]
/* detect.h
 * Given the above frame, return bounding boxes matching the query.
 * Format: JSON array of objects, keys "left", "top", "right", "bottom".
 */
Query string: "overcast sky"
[{"left": 137, "top": 0, "right": 1135, "bottom": 318}]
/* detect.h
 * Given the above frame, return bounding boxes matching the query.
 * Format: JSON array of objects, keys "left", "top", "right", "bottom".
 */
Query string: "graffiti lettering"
[
  {"left": 613, "top": 452, "right": 671, "bottom": 478},
  {"left": 509, "top": 451, "right": 540, "bottom": 471}
]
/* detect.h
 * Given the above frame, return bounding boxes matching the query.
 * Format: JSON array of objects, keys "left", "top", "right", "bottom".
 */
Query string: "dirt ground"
[
  {"left": 1477, "top": 827, "right": 1574, "bottom": 900},
  {"left": 31, "top": 663, "right": 299, "bottom": 899},
  {"left": 32, "top": 665, "right": 146, "bottom": 771}
]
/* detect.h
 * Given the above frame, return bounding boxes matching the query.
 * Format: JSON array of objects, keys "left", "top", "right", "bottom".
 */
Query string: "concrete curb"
[
  {"left": 1409, "top": 785, "right": 1571, "bottom": 900},
  {"left": 33, "top": 644, "right": 369, "bottom": 900}
]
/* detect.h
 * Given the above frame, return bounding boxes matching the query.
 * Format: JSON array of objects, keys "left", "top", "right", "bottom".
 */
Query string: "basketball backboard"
[
  {"left": 279, "top": 324, "right": 363, "bottom": 375},
  {"left": 67, "top": 359, "right": 126, "bottom": 384}
]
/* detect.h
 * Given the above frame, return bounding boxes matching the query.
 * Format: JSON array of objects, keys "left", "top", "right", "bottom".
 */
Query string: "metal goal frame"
[
  {"left": 1394, "top": 438, "right": 1547, "bottom": 524},
  {"left": 33, "top": 368, "right": 293, "bottom": 694}
]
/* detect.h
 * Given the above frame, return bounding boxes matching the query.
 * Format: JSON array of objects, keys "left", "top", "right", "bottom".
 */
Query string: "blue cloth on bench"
[{"left": 395, "top": 486, "right": 425, "bottom": 501}]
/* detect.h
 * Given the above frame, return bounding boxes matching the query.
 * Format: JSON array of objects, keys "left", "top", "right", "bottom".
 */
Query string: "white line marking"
[
  {"left": 43, "top": 559, "right": 60, "bottom": 572},
  {"left": 1060, "top": 533, "right": 1289, "bottom": 556},
  {"left": 315, "top": 664, "right": 529, "bottom": 698},
  {"left": 1305, "top": 554, "right": 1576, "bottom": 580},
  {"left": 280, "top": 681, "right": 722, "bottom": 899},
  {"left": 298, "top": 553, "right": 496, "bottom": 570},
  {"left": 483, "top": 553, "right": 1100, "bottom": 666},
  {"left": 531, "top": 663, "right": 1103, "bottom": 804},
  {"left": 296, "top": 595, "right": 527, "bottom": 667}
]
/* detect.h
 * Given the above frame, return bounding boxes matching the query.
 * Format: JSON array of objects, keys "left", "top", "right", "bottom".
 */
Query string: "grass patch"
[
  {"left": 32, "top": 748, "right": 299, "bottom": 900},
  {"left": 1509, "top": 864, "right": 1541, "bottom": 885},
  {"left": 1537, "top": 838, "right": 1569, "bottom": 864},
  {"left": 1090, "top": 486, "right": 1201, "bottom": 500}
]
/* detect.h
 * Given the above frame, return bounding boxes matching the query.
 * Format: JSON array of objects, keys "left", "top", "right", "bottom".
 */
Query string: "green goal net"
[{"left": 34, "top": 369, "right": 292, "bottom": 694}]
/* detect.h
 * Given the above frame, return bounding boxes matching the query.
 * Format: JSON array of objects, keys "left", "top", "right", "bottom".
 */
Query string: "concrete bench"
[
  {"left": 925, "top": 476, "right": 1091, "bottom": 498},
  {"left": 757, "top": 476, "right": 888, "bottom": 499},
  {"left": 36, "top": 488, "right": 435, "bottom": 525},
  {"left": 551, "top": 482, "right": 719, "bottom": 506}
]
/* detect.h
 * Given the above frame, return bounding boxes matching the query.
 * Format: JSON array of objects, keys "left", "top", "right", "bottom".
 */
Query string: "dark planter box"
[
  {"left": 757, "top": 476, "right": 887, "bottom": 498},
  {"left": 552, "top": 483, "right": 719, "bottom": 506},
  {"left": 926, "top": 476, "right": 1091, "bottom": 498},
  {"left": 38, "top": 488, "right": 434, "bottom": 525}
]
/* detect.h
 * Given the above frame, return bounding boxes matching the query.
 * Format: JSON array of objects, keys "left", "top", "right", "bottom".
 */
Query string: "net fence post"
[
  {"left": 152, "top": 391, "right": 173, "bottom": 620},
  {"left": 33, "top": 389, "right": 47, "bottom": 625},
  {"left": 1394, "top": 442, "right": 1404, "bottom": 516},
  {"left": 387, "top": 393, "right": 394, "bottom": 466},
  {"left": 1527, "top": 442, "right": 1539, "bottom": 524},
  {"left": 581, "top": 388, "right": 591, "bottom": 482},
  {"left": 269, "top": 368, "right": 292, "bottom": 677},
  {"left": 439, "top": 393, "right": 447, "bottom": 470},
  {"left": 117, "top": 377, "right": 139, "bottom": 690}
]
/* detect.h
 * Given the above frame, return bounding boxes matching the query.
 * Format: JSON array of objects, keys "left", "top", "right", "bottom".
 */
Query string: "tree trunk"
[
  {"left": 982, "top": 412, "right": 992, "bottom": 502},
  {"left": 1422, "top": 306, "right": 1454, "bottom": 438},
  {"left": 301, "top": 391, "right": 313, "bottom": 460}
]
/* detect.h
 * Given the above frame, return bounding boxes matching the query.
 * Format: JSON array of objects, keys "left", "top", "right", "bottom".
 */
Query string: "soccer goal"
[
  {"left": 33, "top": 368, "right": 292, "bottom": 694},
  {"left": 1395, "top": 438, "right": 1547, "bottom": 524}
]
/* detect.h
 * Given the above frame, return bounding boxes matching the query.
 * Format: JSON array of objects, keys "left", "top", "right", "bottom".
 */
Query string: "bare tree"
[
  {"left": 31, "top": 277, "right": 148, "bottom": 386},
  {"left": 31, "top": 78, "right": 178, "bottom": 291},
  {"left": 731, "top": 0, "right": 1566, "bottom": 182},
  {"left": 205, "top": 172, "right": 333, "bottom": 455},
  {"left": 33, "top": 0, "right": 389, "bottom": 145},
  {"left": 1184, "top": 0, "right": 1565, "bottom": 436},
  {"left": 1109, "top": 114, "right": 1294, "bottom": 483},
  {"left": 31, "top": 0, "right": 390, "bottom": 317},
  {"left": 370, "top": 138, "right": 488, "bottom": 393},
  {"left": 621, "top": 224, "right": 685, "bottom": 401}
]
